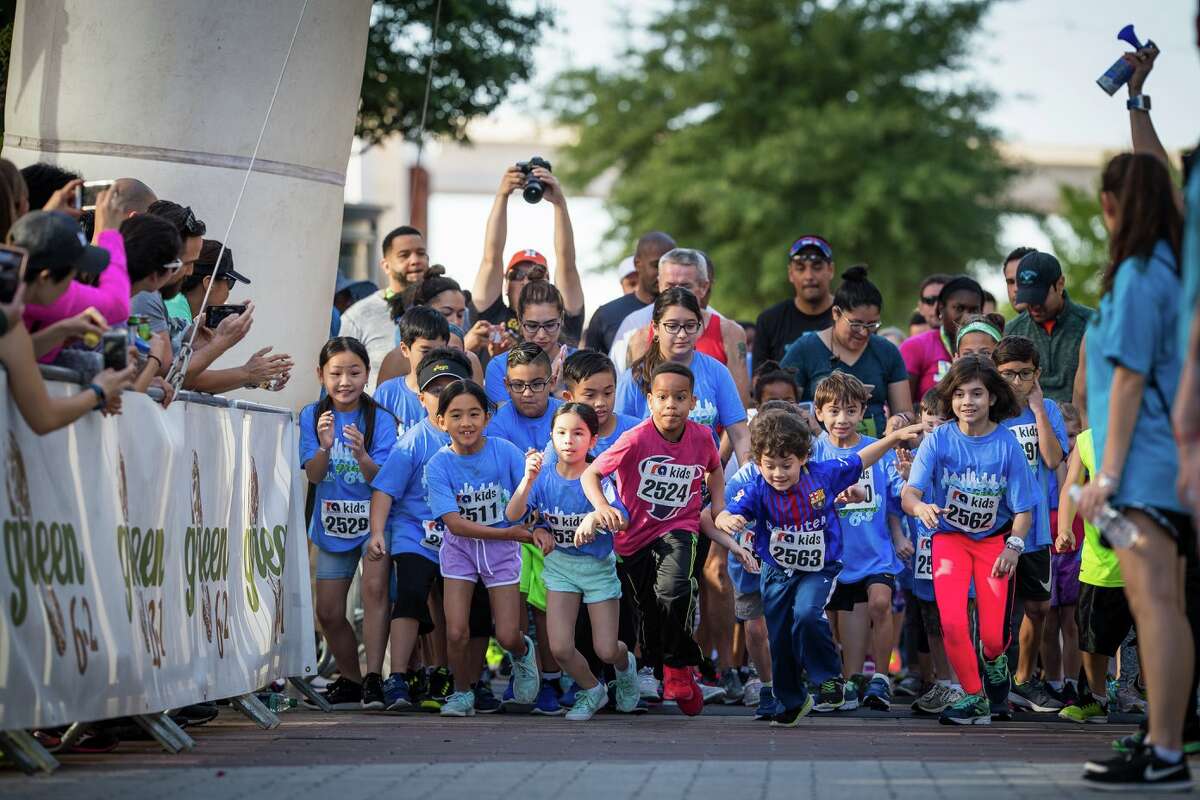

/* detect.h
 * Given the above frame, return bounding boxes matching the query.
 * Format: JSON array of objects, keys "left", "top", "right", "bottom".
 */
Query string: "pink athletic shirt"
[{"left": 900, "top": 327, "right": 952, "bottom": 399}]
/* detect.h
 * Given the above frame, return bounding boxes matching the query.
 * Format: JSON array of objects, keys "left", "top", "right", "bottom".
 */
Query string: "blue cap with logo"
[
  {"left": 788, "top": 235, "right": 833, "bottom": 261},
  {"left": 1015, "top": 251, "right": 1062, "bottom": 306}
]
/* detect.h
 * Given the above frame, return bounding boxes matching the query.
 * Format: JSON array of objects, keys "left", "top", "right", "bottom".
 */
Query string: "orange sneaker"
[{"left": 664, "top": 666, "right": 703, "bottom": 716}]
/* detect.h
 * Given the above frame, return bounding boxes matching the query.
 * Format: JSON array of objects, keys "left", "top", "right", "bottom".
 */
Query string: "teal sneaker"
[
  {"left": 439, "top": 689, "right": 476, "bottom": 717},
  {"left": 509, "top": 635, "right": 540, "bottom": 704},
  {"left": 566, "top": 683, "right": 608, "bottom": 721},
  {"left": 982, "top": 654, "right": 1011, "bottom": 707},
  {"left": 938, "top": 691, "right": 990, "bottom": 725},
  {"left": 614, "top": 653, "right": 640, "bottom": 713}
]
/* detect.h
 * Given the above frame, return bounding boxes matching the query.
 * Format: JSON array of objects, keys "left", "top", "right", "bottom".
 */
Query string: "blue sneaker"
[
  {"left": 559, "top": 678, "right": 579, "bottom": 708},
  {"left": 532, "top": 679, "right": 566, "bottom": 716},
  {"left": 383, "top": 672, "right": 412, "bottom": 712},
  {"left": 509, "top": 635, "right": 540, "bottom": 704},
  {"left": 440, "top": 689, "right": 475, "bottom": 717},
  {"left": 863, "top": 675, "right": 892, "bottom": 711},
  {"left": 501, "top": 676, "right": 533, "bottom": 713},
  {"left": 754, "top": 685, "right": 783, "bottom": 720}
]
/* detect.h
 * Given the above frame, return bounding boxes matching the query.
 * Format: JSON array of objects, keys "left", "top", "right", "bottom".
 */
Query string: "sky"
[{"left": 421, "top": 0, "right": 1200, "bottom": 319}]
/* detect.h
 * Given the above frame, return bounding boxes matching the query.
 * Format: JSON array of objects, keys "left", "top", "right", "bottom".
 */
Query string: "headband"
[{"left": 955, "top": 320, "right": 1002, "bottom": 349}]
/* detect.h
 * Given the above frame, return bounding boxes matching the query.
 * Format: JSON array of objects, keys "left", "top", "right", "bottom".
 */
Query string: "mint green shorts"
[{"left": 543, "top": 549, "right": 622, "bottom": 605}]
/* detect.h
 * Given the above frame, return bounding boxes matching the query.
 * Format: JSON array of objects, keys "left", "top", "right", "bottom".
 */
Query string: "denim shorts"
[
  {"left": 543, "top": 549, "right": 621, "bottom": 605},
  {"left": 315, "top": 539, "right": 368, "bottom": 580}
]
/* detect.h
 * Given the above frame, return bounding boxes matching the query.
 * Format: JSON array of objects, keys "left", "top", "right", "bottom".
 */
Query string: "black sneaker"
[
  {"left": 769, "top": 695, "right": 814, "bottom": 727},
  {"left": 407, "top": 669, "right": 430, "bottom": 704},
  {"left": 422, "top": 666, "right": 453, "bottom": 712},
  {"left": 813, "top": 677, "right": 846, "bottom": 712},
  {"left": 303, "top": 676, "right": 362, "bottom": 710},
  {"left": 361, "top": 672, "right": 385, "bottom": 710},
  {"left": 1084, "top": 744, "right": 1192, "bottom": 792},
  {"left": 473, "top": 681, "right": 502, "bottom": 713}
]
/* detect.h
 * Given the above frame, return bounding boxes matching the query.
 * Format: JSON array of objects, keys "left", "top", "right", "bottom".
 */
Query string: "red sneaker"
[{"left": 664, "top": 666, "right": 703, "bottom": 716}]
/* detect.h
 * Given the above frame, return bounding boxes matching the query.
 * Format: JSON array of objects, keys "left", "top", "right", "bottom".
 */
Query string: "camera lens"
[{"left": 522, "top": 178, "right": 544, "bottom": 204}]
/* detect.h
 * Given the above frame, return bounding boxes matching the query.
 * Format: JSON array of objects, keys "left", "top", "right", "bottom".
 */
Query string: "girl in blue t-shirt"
[
  {"left": 506, "top": 403, "right": 641, "bottom": 721},
  {"left": 902, "top": 356, "right": 1035, "bottom": 726},
  {"left": 300, "top": 337, "right": 397, "bottom": 710}
]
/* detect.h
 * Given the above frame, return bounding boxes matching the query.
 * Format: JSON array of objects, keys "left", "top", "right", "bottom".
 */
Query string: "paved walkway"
[{"left": 1, "top": 704, "right": 1184, "bottom": 798}]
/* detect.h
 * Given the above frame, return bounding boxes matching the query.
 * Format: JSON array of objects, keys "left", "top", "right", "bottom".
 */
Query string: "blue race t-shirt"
[
  {"left": 1003, "top": 399, "right": 1068, "bottom": 551},
  {"left": 486, "top": 397, "right": 564, "bottom": 453},
  {"left": 908, "top": 422, "right": 1036, "bottom": 540},
  {"left": 370, "top": 417, "right": 451, "bottom": 562},
  {"left": 542, "top": 412, "right": 641, "bottom": 467},
  {"left": 525, "top": 464, "right": 613, "bottom": 559},
  {"left": 812, "top": 434, "right": 905, "bottom": 582},
  {"left": 424, "top": 436, "right": 525, "bottom": 529},
  {"left": 1086, "top": 239, "right": 1184, "bottom": 513},
  {"left": 300, "top": 403, "right": 398, "bottom": 553},
  {"left": 725, "top": 461, "right": 765, "bottom": 595},
  {"left": 725, "top": 456, "right": 863, "bottom": 572},
  {"left": 374, "top": 377, "right": 425, "bottom": 437},
  {"left": 614, "top": 351, "right": 747, "bottom": 444}
]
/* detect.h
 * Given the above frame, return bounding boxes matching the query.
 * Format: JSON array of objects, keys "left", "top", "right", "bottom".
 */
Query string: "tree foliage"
[
  {"left": 358, "top": 0, "right": 554, "bottom": 146},
  {"left": 547, "top": 0, "right": 1014, "bottom": 324},
  {"left": 1038, "top": 182, "right": 1106, "bottom": 309}
]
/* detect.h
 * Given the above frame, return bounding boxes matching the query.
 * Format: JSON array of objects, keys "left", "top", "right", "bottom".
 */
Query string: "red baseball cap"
[{"left": 506, "top": 249, "right": 549, "bottom": 271}]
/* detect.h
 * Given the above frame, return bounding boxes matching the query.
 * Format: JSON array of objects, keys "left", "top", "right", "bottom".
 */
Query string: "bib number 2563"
[{"left": 769, "top": 528, "right": 824, "bottom": 571}]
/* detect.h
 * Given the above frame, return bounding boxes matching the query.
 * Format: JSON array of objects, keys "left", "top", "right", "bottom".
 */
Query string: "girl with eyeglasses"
[
  {"left": 483, "top": 280, "right": 574, "bottom": 407},
  {"left": 780, "top": 266, "right": 913, "bottom": 437}
]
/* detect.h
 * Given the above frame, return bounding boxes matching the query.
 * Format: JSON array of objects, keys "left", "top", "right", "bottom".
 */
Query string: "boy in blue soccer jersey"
[{"left": 715, "top": 411, "right": 923, "bottom": 726}]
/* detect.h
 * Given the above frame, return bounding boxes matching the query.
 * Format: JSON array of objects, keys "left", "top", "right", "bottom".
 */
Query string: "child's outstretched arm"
[
  {"left": 706, "top": 465, "right": 727, "bottom": 518},
  {"left": 857, "top": 422, "right": 925, "bottom": 470},
  {"left": 582, "top": 462, "right": 625, "bottom": 532},
  {"left": 701, "top": 508, "right": 758, "bottom": 574},
  {"left": 441, "top": 512, "right": 533, "bottom": 545}
]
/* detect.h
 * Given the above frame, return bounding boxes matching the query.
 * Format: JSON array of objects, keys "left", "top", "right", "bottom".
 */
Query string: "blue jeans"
[{"left": 760, "top": 561, "right": 843, "bottom": 712}]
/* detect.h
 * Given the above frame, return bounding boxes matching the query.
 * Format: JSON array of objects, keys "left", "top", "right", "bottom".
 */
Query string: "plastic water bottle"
[
  {"left": 258, "top": 692, "right": 297, "bottom": 712},
  {"left": 1068, "top": 485, "right": 1140, "bottom": 548}
]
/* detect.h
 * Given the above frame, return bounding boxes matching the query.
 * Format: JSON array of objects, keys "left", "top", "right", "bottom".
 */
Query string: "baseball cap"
[
  {"left": 506, "top": 249, "right": 549, "bottom": 272},
  {"left": 1014, "top": 251, "right": 1062, "bottom": 306},
  {"left": 617, "top": 255, "right": 636, "bottom": 278},
  {"left": 788, "top": 235, "right": 833, "bottom": 261},
  {"left": 417, "top": 356, "right": 472, "bottom": 391},
  {"left": 194, "top": 239, "right": 251, "bottom": 284},
  {"left": 9, "top": 211, "right": 110, "bottom": 276}
]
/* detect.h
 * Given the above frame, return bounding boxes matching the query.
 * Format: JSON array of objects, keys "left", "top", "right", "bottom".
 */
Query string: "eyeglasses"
[
  {"left": 920, "top": 294, "right": 939, "bottom": 305},
  {"left": 162, "top": 258, "right": 183, "bottom": 272},
  {"left": 660, "top": 320, "right": 701, "bottom": 336},
  {"left": 844, "top": 319, "right": 882, "bottom": 334},
  {"left": 507, "top": 379, "right": 549, "bottom": 395},
  {"left": 521, "top": 319, "right": 561, "bottom": 336},
  {"left": 999, "top": 368, "right": 1037, "bottom": 383}
]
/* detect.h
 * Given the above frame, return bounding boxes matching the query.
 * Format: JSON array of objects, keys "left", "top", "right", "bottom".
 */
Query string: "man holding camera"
[{"left": 470, "top": 163, "right": 584, "bottom": 349}]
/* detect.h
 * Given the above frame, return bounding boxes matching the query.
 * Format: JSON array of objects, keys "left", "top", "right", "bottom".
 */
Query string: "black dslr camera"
[{"left": 516, "top": 156, "right": 552, "bottom": 204}]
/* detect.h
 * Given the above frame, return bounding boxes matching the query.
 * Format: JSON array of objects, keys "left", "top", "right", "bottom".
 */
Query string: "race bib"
[
  {"left": 915, "top": 532, "right": 933, "bottom": 581},
  {"left": 321, "top": 499, "right": 369, "bottom": 539},
  {"left": 1010, "top": 422, "right": 1039, "bottom": 470},
  {"left": 542, "top": 511, "right": 586, "bottom": 548},
  {"left": 636, "top": 458, "right": 698, "bottom": 510},
  {"left": 456, "top": 485, "right": 505, "bottom": 525},
  {"left": 943, "top": 488, "right": 999, "bottom": 534},
  {"left": 420, "top": 519, "right": 445, "bottom": 551},
  {"left": 769, "top": 527, "right": 825, "bottom": 572},
  {"left": 840, "top": 468, "right": 876, "bottom": 512},
  {"left": 737, "top": 529, "right": 763, "bottom": 570}
]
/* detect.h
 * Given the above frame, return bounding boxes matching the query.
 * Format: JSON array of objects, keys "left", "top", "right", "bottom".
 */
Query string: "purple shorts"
[
  {"left": 1050, "top": 548, "right": 1082, "bottom": 608},
  {"left": 439, "top": 531, "right": 522, "bottom": 588}
]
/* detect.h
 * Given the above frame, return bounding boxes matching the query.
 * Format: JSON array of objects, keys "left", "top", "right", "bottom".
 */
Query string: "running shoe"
[
  {"left": 566, "top": 684, "right": 608, "bottom": 721},
  {"left": 699, "top": 682, "right": 727, "bottom": 705},
  {"left": 1009, "top": 678, "right": 1063, "bottom": 712},
  {"left": 303, "top": 676, "right": 362, "bottom": 710},
  {"left": 559, "top": 677, "right": 579, "bottom": 708},
  {"left": 1043, "top": 681, "right": 1074, "bottom": 708},
  {"left": 614, "top": 653, "right": 640, "bottom": 713},
  {"left": 894, "top": 674, "right": 923, "bottom": 698},
  {"left": 982, "top": 654, "right": 1011, "bottom": 708},
  {"left": 638, "top": 667, "right": 661, "bottom": 701},
  {"left": 848, "top": 672, "right": 870, "bottom": 698},
  {"left": 754, "top": 686, "right": 783, "bottom": 720},
  {"left": 742, "top": 677, "right": 763, "bottom": 707},
  {"left": 1112, "top": 729, "right": 1200, "bottom": 757},
  {"left": 509, "top": 636, "right": 540, "bottom": 704},
  {"left": 501, "top": 676, "right": 533, "bottom": 713},
  {"left": 1115, "top": 685, "right": 1147, "bottom": 714},
  {"left": 813, "top": 678, "right": 846, "bottom": 712},
  {"left": 1059, "top": 698, "right": 1108, "bottom": 724},
  {"left": 439, "top": 689, "right": 476, "bottom": 717},
  {"left": 770, "top": 693, "right": 814, "bottom": 727},
  {"left": 938, "top": 692, "right": 990, "bottom": 726},
  {"left": 532, "top": 679, "right": 566, "bottom": 716},
  {"left": 990, "top": 698, "right": 1014, "bottom": 721},
  {"left": 663, "top": 665, "right": 703, "bottom": 716},
  {"left": 422, "top": 666, "right": 453, "bottom": 712},
  {"left": 407, "top": 669, "right": 431, "bottom": 708},
  {"left": 361, "top": 672, "right": 385, "bottom": 710},
  {"left": 912, "top": 684, "right": 952, "bottom": 715},
  {"left": 841, "top": 680, "right": 860, "bottom": 711},
  {"left": 473, "top": 681, "right": 501, "bottom": 713},
  {"left": 1083, "top": 743, "right": 1191, "bottom": 792},
  {"left": 383, "top": 672, "right": 412, "bottom": 712},
  {"left": 721, "top": 670, "right": 744, "bottom": 705},
  {"left": 862, "top": 674, "right": 892, "bottom": 711}
]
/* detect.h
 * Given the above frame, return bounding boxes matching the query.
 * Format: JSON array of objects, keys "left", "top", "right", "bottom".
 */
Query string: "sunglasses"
[
  {"left": 162, "top": 258, "right": 183, "bottom": 272},
  {"left": 506, "top": 265, "right": 548, "bottom": 282},
  {"left": 790, "top": 253, "right": 829, "bottom": 267},
  {"left": 920, "top": 294, "right": 939, "bottom": 305}
]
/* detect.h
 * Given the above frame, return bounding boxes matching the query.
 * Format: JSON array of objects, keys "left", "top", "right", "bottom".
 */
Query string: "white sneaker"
[
  {"left": 699, "top": 682, "right": 727, "bottom": 704},
  {"left": 638, "top": 667, "right": 661, "bottom": 700},
  {"left": 742, "top": 677, "right": 763, "bottom": 707}
]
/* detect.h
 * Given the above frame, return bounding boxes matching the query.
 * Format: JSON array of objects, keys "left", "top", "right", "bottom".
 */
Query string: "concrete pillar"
[{"left": 3, "top": 0, "right": 372, "bottom": 409}]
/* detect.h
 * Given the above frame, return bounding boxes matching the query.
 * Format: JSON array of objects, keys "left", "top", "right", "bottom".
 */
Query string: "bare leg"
[
  {"left": 443, "top": 578, "right": 478, "bottom": 693},
  {"left": 316, "top": 578, "right": 361, "bottom": 681},
  {"left": 866, "top": 584, "right": 895, "bottom": 676},
  {"left": 360, "top": 553, "right": 391, "bottom": 675},
  {"left": 744, "top": 615, "right": 772, "bottom": 682},
  {"left": 702, "top": 543, "right": 736, "bottom": 671},
  {"left": 838, "top": 605, "right": 870, "bottom": 675}
]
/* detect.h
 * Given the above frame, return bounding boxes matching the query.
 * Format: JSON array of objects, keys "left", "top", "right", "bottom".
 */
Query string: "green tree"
[
  {"left": 547, "top": 0, "right": 1013, "bottom": 324},
  {"left": 358, "top": 0, "right": 554, "bottom": 146},
  {"left": 1038, "top": 183, "right": 1106, "bottom": 309}
]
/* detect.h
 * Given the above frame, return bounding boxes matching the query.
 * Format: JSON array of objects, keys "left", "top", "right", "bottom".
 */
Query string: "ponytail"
[{"left": 315, "top": 336, "right": 394, "bottom": 451}]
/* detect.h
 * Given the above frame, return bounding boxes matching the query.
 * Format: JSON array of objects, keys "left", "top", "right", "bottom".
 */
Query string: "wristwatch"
[
  {"left": 1097, "top": 472, "right": 1120, "bottom": 492},
  {"left": 1127, "top": 94, "right": 1151, "bottom": 112},
  {"left": 1004, "top": 535, "right": 1025, "bottom": 554},
  {"left": 88, "top": 383, "right": 106, "bottom": 410}
]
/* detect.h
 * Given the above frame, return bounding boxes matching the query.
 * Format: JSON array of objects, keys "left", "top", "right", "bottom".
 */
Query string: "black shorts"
[
  {"left": 827, "top": 573, "right": 896, "bottom": 612},
  {"left": 916, "top": 596, "right": 942, "bottom": 640},
  {"left": 391, "top": 553, "right": 438, "bottom": 634},
  {"left": 1015, "top": 548, "right": 1051, "bottom": 603},
  {"left": 1076, "top": 583, "right": 1134, "bottom": 657},
  {"left": 1113, "top": 505, "right": 1197, "bottom": 561}
]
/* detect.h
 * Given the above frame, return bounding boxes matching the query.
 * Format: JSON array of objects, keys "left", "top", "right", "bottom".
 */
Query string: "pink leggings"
[{"left": 931, "top": 532, "right": 1015, "bottom": 695}]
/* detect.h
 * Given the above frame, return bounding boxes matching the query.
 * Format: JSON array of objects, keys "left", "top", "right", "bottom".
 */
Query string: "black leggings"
[{"left": 617, "top": 531, "right": 702, "bottom": 675}]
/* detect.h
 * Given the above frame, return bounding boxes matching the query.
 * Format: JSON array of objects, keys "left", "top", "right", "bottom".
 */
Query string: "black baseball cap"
[
  {"left": 9, "top": 211, "right": 110, "bottom": 276},
  {"left": 1014, "top": 251, "right": 1062, "bottom": 306},
  {"left": 417, "top": 356, "right": 471, "bottom": 391},
  {"left": 194, "top": 239, "right": 251, "bottom": 284}
]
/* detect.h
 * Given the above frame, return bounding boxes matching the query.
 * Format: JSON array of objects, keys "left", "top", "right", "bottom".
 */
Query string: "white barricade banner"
[{"left": 0, "top": 376, "right": 315, "bottom": 729}]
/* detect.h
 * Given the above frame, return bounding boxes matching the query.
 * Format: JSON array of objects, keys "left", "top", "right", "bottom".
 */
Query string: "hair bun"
[
  {"left": 426, "top": 264, "right": 446, "bottom": 278},
  {"left": 842, "top": 264, "right": 869, "bottom": 282}
]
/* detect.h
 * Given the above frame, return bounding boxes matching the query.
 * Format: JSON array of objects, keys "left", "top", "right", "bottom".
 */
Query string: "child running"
[
  {"left": 424, "top": 379, "right": 543, "bottom": 717},
  {"left": 715, "top": 409, "right": 923, "bottom": 725},
  {"left": 506, "top": 402, "right": 641, "bottom": 721},
  {"left": 300, "top": 337, "right": 398, "bottom": 709},
  {"left": 901, "top": 355, "right": 1036, "bottom": 725}
]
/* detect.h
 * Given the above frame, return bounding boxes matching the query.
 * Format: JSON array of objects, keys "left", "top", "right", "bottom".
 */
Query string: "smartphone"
[
  {"left": 0, "top": 244, "right": 28, "bottom": 303},
  {"left": 204, "top": 304, "right": 247, "bottom": 329},
  {"left": 101, "top": 329, "right": 128, "bottom": 371},
  {"left": 75, "top": 180, "right": 114, "bottom": 211}
]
